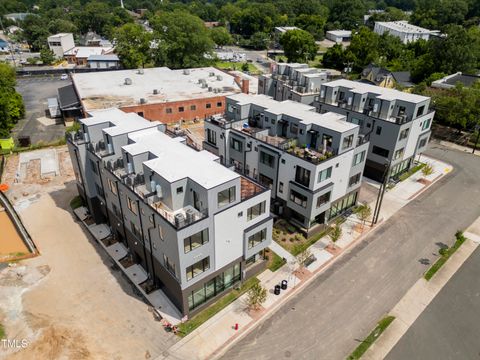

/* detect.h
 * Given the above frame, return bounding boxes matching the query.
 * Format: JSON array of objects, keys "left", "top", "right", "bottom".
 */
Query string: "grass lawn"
[
  {"left": 0, "top": 322, "right": 5, "bottom": 339},
  {"left": 347, "top": 316, "right": 395, "bottom": 359},
  {"left": 178, "top": 277, "right": 259, "bottom": 337},
  {"left": 398, "top": 162, "right": 426, "bottom": 182},
  {"left": 273, "top": 219, "right": 333, "bottom": 256},
  {"left": 265, "top": 248, "right": 286, "bottom": 271},
  {"left": 69, "top": 196, "right": 83, "bottom": 210},
  {"left": 214, "top": 61, "right": 260, "bottom": 75},
  {"left": 424, "top": 231, "right": 467, "bottom": 281}
]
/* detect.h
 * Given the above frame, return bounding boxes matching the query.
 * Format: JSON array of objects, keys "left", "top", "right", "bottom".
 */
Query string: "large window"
[
  {"left": 231, "top": 138, "right": 243, "bottom": 152},
  {"left": 186, "top": 257, "right": 210, "bottom": 281},
  {"left": 217, "top": 186, "right": 236, "bottom": 207},
  {"left": 353, "top": 151, "right": 365, "bottom": 166},
  {"left": 247, "top": 201, "right": 266, "bottom": 220},
  {"left": 342, "top": 134, "right": 354, "bottom": 149},
  {"left": 399, "top": 128, "right": 409, "bottom": 140},
  {"left": 107, "top": 178, "right": 117, "bottom": 195},
  {"left": 259, "top": 151, "right": 275, "bottom": 167},
  {"left": 127, "top": 196, "right": 138, "bottom": 214},
  {"left": 184, "top": 229, "right": 209, "bottom": 253},
  {"left": 295, "top": 166, "right": 311, "bottom": 187},
  {"left": 290, "top": 190, "right": 307, "bottom": 208},
  {"left": 316, "top": 191, "right": 331, "bottom": 208},
  {"left": 372, "top": 145, "right": 389, "bottom": 157},
  {"left": 206, "top": 129, "right": 216, "bottom": 146},
  {"left": 328, "top": 192, "right": 357, "bottom": 219},
  {"left": 416, "top": 105, "right": 425, "bottom": 118},
  {"left": 259, "top": 174, "right": 273, "bottom": 189},
  {"left": 187, "top": 263, "right": 241, "bottom": 310},
  {"left": 163, "top": 254, "right": 176, "bottom": 276},
  {"left": 422, "top": 118, "right": 431, "bottom": 130},
  {"left": 317, "top": 167, "right": 332, "bottom": 183},
  {"left": 248, "top": 228, "right": 267, "bottom": 249},
  {"left": 394, "top": 148, "right": 404, "bottom": 160},
  {"left": 349, "top": 173, "right": 361, "bottom": 187}
]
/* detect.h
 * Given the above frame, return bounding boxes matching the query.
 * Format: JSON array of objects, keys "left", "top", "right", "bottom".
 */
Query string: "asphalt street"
[
  {"left": 222, "top": 142, "right": 480, "bottom": 360},
  {"left": 386, "top": 245, "right": 480, "bottom": 360},
  {"left": 14, "top": 76, "right": 70, "bottom": 144}
]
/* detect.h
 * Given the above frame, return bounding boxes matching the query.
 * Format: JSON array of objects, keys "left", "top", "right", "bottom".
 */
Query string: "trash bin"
[
  {"left": 274, "top": 284, "right": 281, "bottom": 295},
  {"left": 281, "top": 280, "right": 288, "bottom": 290}
]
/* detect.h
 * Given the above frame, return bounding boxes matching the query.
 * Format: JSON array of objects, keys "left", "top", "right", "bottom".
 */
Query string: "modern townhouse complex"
[
  {"left": 259, "top": 63, "right": 332, "bottom": 105},
  {"left": 373, "top": 21, "right": 440, "bottom": 44},
  {"left": 203, "top": 94, "right": 369, "bottom": 234},
  {"left": 67, "top": 108, "right": 272, "bottom": 317},
  {"left": 315, "top": 79, "right": 434, "bottom": 181}
]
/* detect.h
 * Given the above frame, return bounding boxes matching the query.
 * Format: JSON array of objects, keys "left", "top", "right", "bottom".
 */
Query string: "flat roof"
[
  {"left": 375, "top": 21, "right": 435, "bottom": 34},
  {"left": 275, "top": 26, "right": 299, "bottom": 33},
  {"left": 324, "top": 79, "right": 429, "bottom": 103},
  {"left": 126, "top": 128, "right": 238, "bottom": 188},
  {"left": 48, "top": 33, "right": 73, "bottom": 38},
  {"left": 87, "top": 54, "right": 119, "bottom": 61},
  {"left": 326, "top": 30, "right": 352, "bottom": 37},
  {"left": 229, "top": 93, "right": 356, "bottom": 133},
  {"left": 72, "top": 67, "right": 241, "bottom": 111}
]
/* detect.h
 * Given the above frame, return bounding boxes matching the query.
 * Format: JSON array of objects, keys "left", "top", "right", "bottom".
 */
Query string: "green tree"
[
  {"left": 47, "top": 19, "right": 77, "bottom": 34},
  {"left": 0, "top": 63, "right": 24, "bottom": 138},
  {"left": 295, "top": 14, "right": 327, "bottom": 40},
  {"left": 295, "top": 248, "right": 312, "bottom": 271},
  {"left": 328, "top": 0, "right": 366, "bottom": 29},
  {"left": 322, "top": 43, "right": 345, "bottom": 69},
  {"left": 113, "top": 23, "right": 153, "bottom": 69},
  {"left": 210, "top": 27, "right": 233, "bottom": 48},
  {"left": 357, "top": 204, "right": 372, "bottom": 230},
  {"left": 40, "top": 47, "right": 56, "bottom": 65},
  {"left": 248, "top": 32, "right": 270, "bottom": 50},
  {"left": 246, "top": 282, "right": 267, "bottom": 310},
  {"left": 280, "top": 29, "right": 317, "bottom": 63},
  {"left": 328, "top": 224, "right": 342, "bottom": 249},
  {"left": 422, "top": 163, "right": 434, "bottom": 177},
  {"left": 150, "top": 10, "right": 214, "bottom": 69},
  {"left": 20, "top": 14, "right": 50, "bottom": 51}
]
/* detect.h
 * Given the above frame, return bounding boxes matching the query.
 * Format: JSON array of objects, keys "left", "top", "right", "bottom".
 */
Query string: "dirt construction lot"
[{"left": 0, "top": 146, "right": 177, "bottom": 359}]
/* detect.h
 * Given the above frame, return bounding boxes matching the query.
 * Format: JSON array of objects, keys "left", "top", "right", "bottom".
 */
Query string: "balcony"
[
  {"left": 66, "top": 130, "right": 87, "bottom": 145},
  {"left": 147, "top": 196, "right": 208, "bottom": 229},
  {"left": 240, "top": 176, "right": 264, "bottom": 201}
]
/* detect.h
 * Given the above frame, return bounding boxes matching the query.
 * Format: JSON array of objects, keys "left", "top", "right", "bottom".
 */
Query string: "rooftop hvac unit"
[
  {"left": 137, "top": 68, "right": 144, "bottom": 75},
  {"left": 202, "top": 83, "right": 208, "bottom": 88},
  {"left": 216, "top": 75, "right": 223, "bottom": 81},
  {"left": 140, "top": 98, "right": 147, "bottom": 104},
  {"left": 124, "top": 78, "right": 132, "bottom": 85},
  {"left": 127, "top": 162, "right": 133, "bottom": 174},
  {"left": 155, "top": 184, "right": 163, "bottom": 198},
  {"left": 209, "top": 71, "right": 215, "bottom": 77},
  {"left": 183, "top": 69, "right": 190, "bottom": 75},
  {"left": 153, "top": 89, "right": 158, "bottom": 95},
  {"left": 199, "top": 78, "right": 206, "bottom": 84},
  {"left": 107, "top": 143, "right": 113, "bottom": 153},
  {"left": 174, "top": 213, "right": 185, "bottom": 227},
  {"left": 185, "top": 208, "right": 195, "bottom": 223},
  {"left": 208, "top": 86, "right": 213, "bottom": 92}
]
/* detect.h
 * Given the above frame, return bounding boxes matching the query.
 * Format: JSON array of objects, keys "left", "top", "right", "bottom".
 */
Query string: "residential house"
[{"left": 47, "top": 33, "right": 75, "bottom": 59}]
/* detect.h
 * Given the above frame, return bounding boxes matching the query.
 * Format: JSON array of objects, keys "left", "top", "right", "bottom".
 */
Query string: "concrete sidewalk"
[
  {"left": 363, "top": 216, "right": 480, "bottom": 360},
  {"left": 162, "top": 156, "right": 452, "bottom": 360}
]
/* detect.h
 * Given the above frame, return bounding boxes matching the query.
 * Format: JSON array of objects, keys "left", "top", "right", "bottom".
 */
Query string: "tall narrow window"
[{"left": 218, "top": 186, "right": 236, "bottom": 207}]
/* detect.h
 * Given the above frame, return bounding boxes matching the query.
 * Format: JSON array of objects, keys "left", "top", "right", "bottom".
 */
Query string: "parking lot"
[{"left": 13, "top": 76, "right": 71, "bottom": 145}]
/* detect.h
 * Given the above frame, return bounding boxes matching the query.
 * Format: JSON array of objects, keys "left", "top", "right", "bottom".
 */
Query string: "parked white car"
[{"left": 60, "top": 74, "right": 68, "bottom": 80}]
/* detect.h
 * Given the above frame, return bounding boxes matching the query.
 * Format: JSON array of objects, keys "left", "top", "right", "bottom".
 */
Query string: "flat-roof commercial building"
[
  {"left": 326, "top": 30, "right": 352, "bottom": 43},
  {"left": 203, "top": 94, "right": 369, "bottom": 234},
  {"left": 47, "top": 33, "right": 75, "bottom": 58},
  {"left": 71, "top": 67, "right": 249, "bottom": 124},
  {"left": 259, "top": 63, "right": 333, "bottom": 106},
  {"left": 315, "top": 79, "right": 434, "bottom": 181},
  {"left": 66, "top": 108, "right": 272, "bottom": 316},
  {"left": 374, "top": 21, "right": 439, "bottom": 44}
]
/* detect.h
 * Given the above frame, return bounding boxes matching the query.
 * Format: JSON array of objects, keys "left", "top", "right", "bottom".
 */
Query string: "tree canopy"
[
  {"left": 0, "top": 64, "right": 25, "bottom": 138},
  {"left": 280, "top": 29, "right": 317, "bottom": 63}
]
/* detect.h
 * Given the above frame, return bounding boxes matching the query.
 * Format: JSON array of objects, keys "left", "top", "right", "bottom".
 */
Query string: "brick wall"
[{"left": 120, "top": 96, "right": 228, "bottom": 124}]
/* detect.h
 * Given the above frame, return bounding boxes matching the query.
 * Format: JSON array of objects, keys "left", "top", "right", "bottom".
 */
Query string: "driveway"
[
  {"left": 386, "top": 245, "right": 480, "bottom": 360},
  {"left": 221, "top": 142, "right": 480, "bottom": 360},
  {"left": 13, "top": 76, "right": 70, "bottom": 144}
]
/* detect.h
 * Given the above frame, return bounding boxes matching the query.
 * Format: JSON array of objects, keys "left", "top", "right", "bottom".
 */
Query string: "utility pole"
[
  {"left": 472, "top": 124, "right": 480, "bottom": 155},
  {"left": 373, "top": 159, "right": 392, "bottom": 224}
]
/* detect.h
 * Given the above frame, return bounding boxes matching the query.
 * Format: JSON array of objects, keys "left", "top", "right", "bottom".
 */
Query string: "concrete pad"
[
  {"left": 73, "top": 206, "right": 88, "bottom": 221},
  {"left": 124, "top": 264, "right": 148, "bottom": 285},
  {"left": 306, "top": 249, "right": 333, "bottom": 272},
  {"left": 106, "top": 242, "right": 128, "bottom": 261},
  {"left": 147, "top": 288, "right": 183, "bottom": 324},
  {"left": 18, "top": 149, "right": 60, "bottom": 178},
  {"left": 36, "top": 116, "right": 57, "bottom": 126},
  {"left": 88, "top": 223, "right": 111, "bottom": 241}
]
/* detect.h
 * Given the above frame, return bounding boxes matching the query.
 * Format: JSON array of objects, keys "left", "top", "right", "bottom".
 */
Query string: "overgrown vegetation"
[
  {"left": 0, "top": 138, "right": 67, "bottom": 156},
  {"left": 0, "top": 63, "right": 25, "bottom": 139},
  {"left": 347, "top": 315, "right": 396, "bottom": 360},
  {"left": 178, "top": 277, "right": 259, "bottom": 337},
  {"left": 246, "top": 282, "right": 267, "bottom": 310},
  {"left": 0, "top": 322, "right": 5, "bottom": 339},
  {"left": 424, "top": 231, "right": 467, "bottom": 281},
  {"left": 69, "top": 196, "right": 83, "bottom": 210}
]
